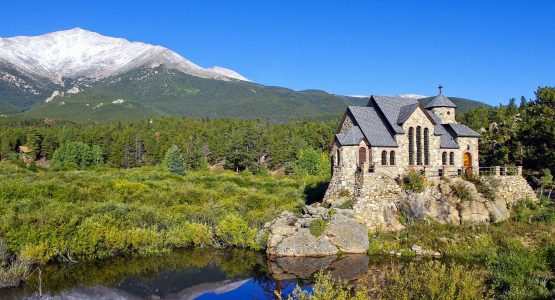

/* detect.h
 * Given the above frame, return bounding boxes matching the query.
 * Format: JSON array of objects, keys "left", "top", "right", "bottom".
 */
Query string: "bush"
[
  {"left": 452, "top": 183, "right": 471, "bottom": 201},
  {"left": 164, "top": 223, "right": 213, "bottom": 248},
  {"left": 309, "top": 219, "right": 327, "bottom": 237},
  {"left": 215, "top": 215, "right": 258, "bottom": 249},
  {"left": 382, "top": 261, "right": 487, "bottom": 300},
  {"left": 402, "top": 169, "right": 425, "bottom": 192},
  {"left": 337, "top": 199, "right": 353, "bottom": 209},
  {"left": 0, "top": 239, "right": 31, "bottom": 289},
  {"left": 488, "top": 240, "right": 551, "bottom": 299},
  {"left": 286, "top": 271, "right": 368, "bottom": 300},
  {"left": 163, "top": 145, "right": 186, "bottom": 175}
]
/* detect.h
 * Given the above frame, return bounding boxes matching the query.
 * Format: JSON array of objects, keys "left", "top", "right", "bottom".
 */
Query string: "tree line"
[
  {"left": 1, "top": 86, "right": 553, "bottom": 178},
  {"left": 0, "top": 117, "right": 334, "bottom": 176}
]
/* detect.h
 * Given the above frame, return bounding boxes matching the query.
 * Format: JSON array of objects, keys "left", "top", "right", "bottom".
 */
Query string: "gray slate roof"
[
  {"left": 425, "top": 93, "right": 457, "bottom": 108},
  {"left": 371, "top": 96, "right": 420, "bottom": 134},
  {"left": 336, "top": 94, "right": 478, "bottom": 149},
  {"left": 439, "top": 126, "right": 460, "bottom": 148},
  {"left": 347, "top": 106, "right": 398, "bottom": 147},
  {"left": 445, "top": 123, "right": 481, "bottom": 137},
  {"left": 335, "top": 126, "right": 364, "bottom": 145},
  {"left": 397, "top": 103, "right": 419, "bottom": 124}
]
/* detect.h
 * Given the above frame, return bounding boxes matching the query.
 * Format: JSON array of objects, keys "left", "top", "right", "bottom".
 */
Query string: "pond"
[{"left": 0, "top": 249, "right": 396, "bottom": 300}]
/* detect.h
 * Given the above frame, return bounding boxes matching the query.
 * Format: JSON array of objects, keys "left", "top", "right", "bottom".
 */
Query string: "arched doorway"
[
  {"left": 463, "top": 152, "right": 472, "bottom": 174},
  {"left": 358, "top": 147, "right": 367, "bottom": 166}
]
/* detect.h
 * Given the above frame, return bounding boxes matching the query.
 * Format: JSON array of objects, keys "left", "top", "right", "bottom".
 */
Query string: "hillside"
[
  {"left": 16, "top": 69, "right": 489, "bottom": 122},
  {"left": 22, "top": 66, "right": 365, "bottom": 122}
]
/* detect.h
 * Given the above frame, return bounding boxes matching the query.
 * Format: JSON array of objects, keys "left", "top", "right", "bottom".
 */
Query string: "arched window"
[
  {"left": 449, "top": 152, "right": 455, "bottom": 165},
  {"left": 416, "top": 126, "right": 422, "bottom": 165},
  {"left": 390, "top": 151, "right": 395, "bottom": 165},
  {"left": 408, "top": 127, "right": 414, "bottom": 165},
  {"left": 442, "top": 151, "right": 447, "bottom": 165},
  {"left": 424, "top": 128, "right": 429, "bottom": 165},
  {"left": 358, "top": 147, "right": 366, "bottom": 166},
  {"left": 336, "top": 149, "right": 340, "bottom": 166},
  {"left": 381, "top": 150, "right": 388, "bottom": 165}
]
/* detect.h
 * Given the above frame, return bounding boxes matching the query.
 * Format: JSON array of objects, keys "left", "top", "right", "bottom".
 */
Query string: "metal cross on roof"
[{"left": 438, "top": 84, "right": 443, "bottom": 94}]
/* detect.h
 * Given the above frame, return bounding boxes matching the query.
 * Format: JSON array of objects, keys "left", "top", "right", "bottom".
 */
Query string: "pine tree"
[
  {"left": 164, "top": 145, "right": 186, "bottom": 175},
  {"left": 519, "top": 96, "right": 528, "bottom": 109}
]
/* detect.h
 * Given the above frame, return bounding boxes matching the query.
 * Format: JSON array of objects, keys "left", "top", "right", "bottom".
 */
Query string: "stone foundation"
[{"left": 324, "top": 164, "right": 537, "bottom": 231}]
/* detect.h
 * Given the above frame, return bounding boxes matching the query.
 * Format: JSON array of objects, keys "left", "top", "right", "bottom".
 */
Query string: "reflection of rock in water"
[
  {"left": 327, "top": 255, "right": 369, "bottom": 281},
  {"left": 20, "top": 285, "right": 143, "bottom": 300},
  {"left": 268, "top": 254, "right": 369, "bottom": 282},
  {"left": 21, "top": 279, "right": 250, "bottom": 300},
  {"left": 165, "top": 278, "right": 250, "bottom": 300}
]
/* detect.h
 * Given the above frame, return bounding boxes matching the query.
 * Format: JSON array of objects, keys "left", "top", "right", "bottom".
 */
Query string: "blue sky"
[{"left": 1, "top": 0, "right": 554, "bottom": 105}]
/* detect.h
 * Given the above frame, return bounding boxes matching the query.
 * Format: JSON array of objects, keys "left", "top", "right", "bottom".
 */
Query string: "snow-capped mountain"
[
  {"left": 0, "top": 28, "right": 249, "bottom": 84},
  {"left": 396, "top": 94, "right": 427, "bottom": 99}
]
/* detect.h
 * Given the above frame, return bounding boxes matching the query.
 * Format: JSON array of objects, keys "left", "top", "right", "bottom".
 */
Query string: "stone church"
[{"left": 331, "top": 86, "right": 480, "bottom": 179}]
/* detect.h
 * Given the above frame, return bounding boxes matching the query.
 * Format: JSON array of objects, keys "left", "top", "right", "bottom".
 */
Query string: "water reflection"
[{"left": 1, "top": 249, "right": 377, "bottom": 299}]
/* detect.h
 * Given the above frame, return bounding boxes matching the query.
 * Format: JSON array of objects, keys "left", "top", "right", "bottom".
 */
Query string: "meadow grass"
[{"left": 0, "top": 162, "right": 313, "bottom": 264}]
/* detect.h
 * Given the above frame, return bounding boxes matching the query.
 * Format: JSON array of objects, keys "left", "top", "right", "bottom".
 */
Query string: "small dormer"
[{"left": 425, "top": 84, "right": 457, "bottom": 124}]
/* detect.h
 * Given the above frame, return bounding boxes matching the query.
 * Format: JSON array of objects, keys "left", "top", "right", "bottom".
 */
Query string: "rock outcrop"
[
  {"left": 264, "top": 206, "right": 369, "bottom": 257},
  {"left": 399, "top": 176, "right": 535, "bottom": 225}
]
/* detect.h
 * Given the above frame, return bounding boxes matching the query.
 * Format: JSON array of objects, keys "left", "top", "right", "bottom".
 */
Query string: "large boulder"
[
  {"left": 265, "top": 206, "right": 369, "bottom": 257},
  {"left": 272, "top": 228, "right": 339, "bottom": 257},
  {"left": 324, "top": 214, "right": 369, "bottom": 253},
  {"left": 484, "top": 197, "right": 510, "bottom": 223},
  {"left": 458, "top": 200, "right": 490, "bottom": 225}
]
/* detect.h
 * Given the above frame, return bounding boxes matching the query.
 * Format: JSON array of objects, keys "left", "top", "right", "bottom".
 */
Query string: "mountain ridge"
[{"left": 0, "top": 28, "right": 488, "bottom": 122}]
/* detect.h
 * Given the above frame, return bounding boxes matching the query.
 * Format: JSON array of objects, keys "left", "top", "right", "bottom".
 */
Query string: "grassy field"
[{"left": 0, "top": 162, "right": 323, "bottom": 265}]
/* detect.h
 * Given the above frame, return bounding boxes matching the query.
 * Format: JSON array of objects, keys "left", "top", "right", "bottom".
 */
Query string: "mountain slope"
[
  {"left": 24, "top": 66, "right": 364, "bottom": 122},
  {"left": 1, "top": 28, "right": 488, "bottom": 122}
]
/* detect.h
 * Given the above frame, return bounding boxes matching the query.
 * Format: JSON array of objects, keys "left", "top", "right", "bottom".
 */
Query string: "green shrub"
[
  {"left": 215, "top": 215, "right": 258, "bottom": 249},
  {"left": 402, "top": 169, "right": 425, "bottom": 192},
  {"left": 368, "top": 239, "right": 381, "bottom": 255},
  {"left": 452, "top": 183, "right": 471, "bottom": 201},
  {"left": 400, "top": 248, "right": 416, "bottom": 259},
  {"left": 164, "top": 223, "right": 213, "bottom": 248},
  {"left": 488, "top": 240, "right": 551, "bottom": 299},
  {"left": 309, "top": 219, "right": 327, "bottom": 237},
  {"left": 337, "top": 199, "right": 353, "bottom": 209},
  {"left": 1, "top": 239, "right": 31, "bottom": 288},
  {"left": 286, "top": 271, "right": 368, "bottom": 300},
  {"left": 474, "top": 176, "right": 499, "bottom": 201},
  {"left": 382, "top": 261, "right": 487, "bottom": 300}
]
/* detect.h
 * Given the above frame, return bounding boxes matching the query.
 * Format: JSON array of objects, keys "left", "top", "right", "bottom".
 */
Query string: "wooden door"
[
  {"left": 463, "top": 152, "right": 472, "bottom": 174},
  {"left": 358, "top": 147, "right": 366, "bottom": 166}
]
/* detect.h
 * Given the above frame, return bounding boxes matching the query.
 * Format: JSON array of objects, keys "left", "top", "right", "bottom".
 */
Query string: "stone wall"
[
  {"left": 324, "top": 144, "right": 359, "bottom": 205},
  {"left": 430, "top": 107, "right": 456, "bottom": 124},
  {"left": 482, "top": 175, "right": 537, "bottom": 205},
  {"left": 352, "top": 172, "right": 404, "bottom": 231}
]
